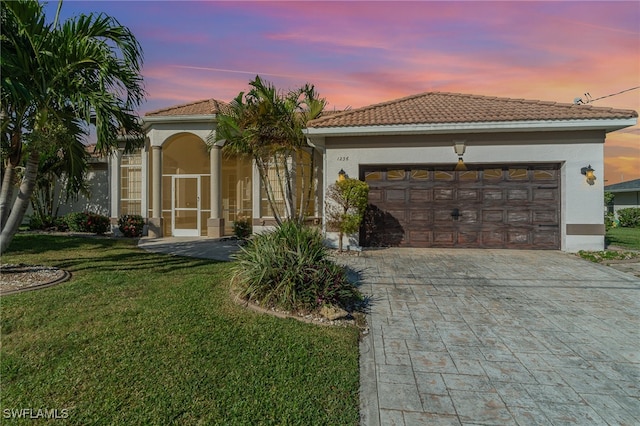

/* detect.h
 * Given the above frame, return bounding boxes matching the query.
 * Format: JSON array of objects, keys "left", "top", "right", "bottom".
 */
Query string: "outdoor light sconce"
[
  {"left": 453, "top": 140, "right": 467, "bottom": 171},
  {"left": 581, "top": 165, "right": 596, "bottom": 185},
  {"left": 338, "top": 169, "right": 347, "bottom": 181}
]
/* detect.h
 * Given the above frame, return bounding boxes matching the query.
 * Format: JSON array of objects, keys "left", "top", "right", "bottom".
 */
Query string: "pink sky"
[{"left": 48, "top": 1, "right": 639, "bottom": 184}]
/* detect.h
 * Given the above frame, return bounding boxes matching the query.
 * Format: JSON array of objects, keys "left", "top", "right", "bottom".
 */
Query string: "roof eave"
[
  {"left": 304, "top": 118, "right": 638, "bottom": 137},
  {"left": 604, "top": 187, "right": 640, "bottom": 193},
  {"left": 143, "top": 114, "right": 217, "bottom": 129}
]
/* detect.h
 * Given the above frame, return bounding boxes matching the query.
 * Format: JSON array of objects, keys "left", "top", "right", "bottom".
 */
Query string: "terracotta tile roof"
[
  {"left": 145, "top": 98, "right": 227, "bottom": 117},
  {"left": 307, "top": 92, "right": 638, "bottom": 128}
]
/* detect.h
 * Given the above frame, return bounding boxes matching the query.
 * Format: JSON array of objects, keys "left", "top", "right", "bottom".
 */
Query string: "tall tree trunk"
[
  {"left": 0, "top": 150, "right": 40, "bottom": 254},
  {"left": 0, "top": 129, "right": 22, "bottom": 228},
  {"left": 256, "top": 156, "right": 282, "bottom": 226},
  {"left": 0, "top": 163, "right": 17, "bottom": 229},
  {"left": 282, "top": 152, "right": 294, "bottom": 221},
  {"left": 272, "top": 153, "right": 291, "bottom": 221},
  {"left": 299, "top": 149, "right": 316, "bottom": 224}
]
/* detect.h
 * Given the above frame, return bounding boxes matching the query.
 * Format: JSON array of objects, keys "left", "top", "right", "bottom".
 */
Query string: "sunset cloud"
[{"left": 47, "top": 1, "right": 639, "bottom": 184}]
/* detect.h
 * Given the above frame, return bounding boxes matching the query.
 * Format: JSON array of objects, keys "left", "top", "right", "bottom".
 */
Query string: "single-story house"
[
  {"left": 605, "top": 178, "right": 640, "bottom": 214},
  {"left": 106, "top": 91, "right": 637, "bottom": 252}
]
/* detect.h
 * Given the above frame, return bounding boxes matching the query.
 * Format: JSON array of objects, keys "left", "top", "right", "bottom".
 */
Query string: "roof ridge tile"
[
  {"left": 145, "top": 98, "right": 228, "bottom": 116},
  {"left": 307, "top": 91, "right": 637, "bottom": 128}
]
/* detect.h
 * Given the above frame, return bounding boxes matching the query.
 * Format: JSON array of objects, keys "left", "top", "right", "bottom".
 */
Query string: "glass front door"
[{"left": 172, "top": 175, "right": 200, "bottom": 237}]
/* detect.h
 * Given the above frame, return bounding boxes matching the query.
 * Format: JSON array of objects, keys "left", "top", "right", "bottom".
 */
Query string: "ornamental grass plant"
[{"left": 232, "top": 221, "right": 362, "bottom": 313}]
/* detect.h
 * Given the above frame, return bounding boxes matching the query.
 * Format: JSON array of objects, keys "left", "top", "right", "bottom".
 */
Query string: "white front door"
[{"left": 172, "top": 175, "right": 201, "bottom": 237}]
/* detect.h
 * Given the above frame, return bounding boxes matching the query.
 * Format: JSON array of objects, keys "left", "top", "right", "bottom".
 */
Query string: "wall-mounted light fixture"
[
  {"left": 453, "top": 140, "right": 467, "bottom": 171},
  {"left": 338, "top": 169, "right": 347, "bottom": 181},
  {"left": 581, "top": 165, "right": 596, "bottom": 185}
]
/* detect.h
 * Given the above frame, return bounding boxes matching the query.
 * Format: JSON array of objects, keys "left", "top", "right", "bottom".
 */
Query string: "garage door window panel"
[
  {"left": 533, "top": 169, "right": 556, "bottom": 180},
  {"left": 459, "top": 170, "right": 479, "bottom": 181},
  {"left": 387, "top": 170, "right": 407, "bottom": 180},
  {"left": 411, "top": 169, "right": 430, "bottom": 180},
  {"left": 483, "top": 169, "right": 503, "bottom": 180},
  {"left": 508, "top": 168, "right": 529, "bottom": 180},
  {"left": 365, "top": 171, "right": 382, "bottom": 182},
  {"left": 435, "top": 171, "right": 455, "bottom": 181}
]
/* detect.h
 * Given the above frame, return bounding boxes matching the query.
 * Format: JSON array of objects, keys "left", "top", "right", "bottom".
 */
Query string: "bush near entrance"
[
  {"left": 65, "top": 212, "right": 110, "bottom": 234},
  {"left": 232, "top": 221, "right": 362, "bottom": 313},
  {"left": 232, "top": 216, "right": 252, "bottom": 239},
  {"left": 118, "top": 214, "right": 145, "bottom": 237}
]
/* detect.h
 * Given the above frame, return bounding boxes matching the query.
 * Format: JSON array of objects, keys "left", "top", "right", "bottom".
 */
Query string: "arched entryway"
[{"left": 161, "top": 134, "right": 210, "bottom": 237}]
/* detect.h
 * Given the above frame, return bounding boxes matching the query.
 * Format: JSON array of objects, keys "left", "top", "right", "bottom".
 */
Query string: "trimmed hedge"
[{"left": 617, "top": 208, "right": 640, "bottom": 228}]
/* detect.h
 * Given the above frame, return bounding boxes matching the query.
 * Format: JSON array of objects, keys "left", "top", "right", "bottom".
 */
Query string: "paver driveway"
[{"left": 339, "top": 249, "right": 640, "bottom": 426}]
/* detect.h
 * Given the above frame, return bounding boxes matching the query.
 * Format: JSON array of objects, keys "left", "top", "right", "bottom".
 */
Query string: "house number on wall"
[{"left": 337, "top": 156, "right": 349, "bottom": 161}]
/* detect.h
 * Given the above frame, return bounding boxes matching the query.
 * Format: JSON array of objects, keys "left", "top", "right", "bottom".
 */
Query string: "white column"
[
  {"left": 141, "top": 140, "right": 149, "bottom": 220},
  {"left": 207, "top": 144, "right": 224, "bottom": 237},
  {"left": 148, "top": 145, "right": 163, "bottom": 237},
  {"left": 109, "top": 149, "right": 122, "bottom": 232}
]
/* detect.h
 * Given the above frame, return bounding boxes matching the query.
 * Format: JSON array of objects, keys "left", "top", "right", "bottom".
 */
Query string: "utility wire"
[
  {"left": 575, "top": 86, "right": 639, "bottom": 104},
  {"left": 590, "top": 86, "right": 639, "bottom": 102}
]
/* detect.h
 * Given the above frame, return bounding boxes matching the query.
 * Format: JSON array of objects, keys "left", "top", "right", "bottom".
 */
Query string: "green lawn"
[
  {"left": 606, "top": 226, "right": 640, "bottom": 250},
  {"left": 1, "top": 235, "right": 360, "bottom": 425}
]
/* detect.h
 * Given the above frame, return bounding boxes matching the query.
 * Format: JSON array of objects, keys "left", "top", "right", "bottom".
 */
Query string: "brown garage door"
[{"left": 361, "top": 165, "right": 560, "bottom": 249}]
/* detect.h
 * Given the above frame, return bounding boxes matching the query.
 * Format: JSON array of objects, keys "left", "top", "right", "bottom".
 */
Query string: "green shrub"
[
  {"left": 118, "top": 214, "right": 145, "bottom": 237},
  {"left": 28, "top": 214, "right": 47, "bottom": 230},
  {"left": 28, "top": 214, "right": 69, "bottom": 231},
  {"left": 326, "top": 178, "right": 370, "bottom": 252},
  {"left": 605, "top": 212, "right": 617, "bottom": 231},
  {"left": 617, "top": 207, "right": 640, "bottom": 228},
  {"left": 232, "top": 216, "right": 252, "bottom": 239},
  {"left": 65, "top": 211, "right": 110, "bottom": 234},
  {"left": 232, "top": 221, "right": 362, "bottom": 313}
]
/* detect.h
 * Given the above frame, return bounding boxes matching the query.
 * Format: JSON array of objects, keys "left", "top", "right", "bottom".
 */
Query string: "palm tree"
[
  {"left": 214, "top": 76, "right": 326, "bottom": 225},
  {"left": 1, "top": 0, "right": 145, "bottom": 253},
  {"left": 29, "top": 122, "right": 91, "bottom": 228}
]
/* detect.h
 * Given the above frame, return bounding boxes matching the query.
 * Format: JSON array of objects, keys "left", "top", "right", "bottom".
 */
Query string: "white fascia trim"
[
  {"left": 605, "top": 188, "right": 640, "bottom": 193},
  {"left": 304, "top": 118, "right": 637, "bottom": 137},
  {"left": 142, "top": 114, "right": 217, "bottom": 129}
]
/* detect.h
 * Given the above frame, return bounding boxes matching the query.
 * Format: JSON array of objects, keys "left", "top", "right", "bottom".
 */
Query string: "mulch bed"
[{"left": 0, "top": 264, "right": 71, "bottom": 296}]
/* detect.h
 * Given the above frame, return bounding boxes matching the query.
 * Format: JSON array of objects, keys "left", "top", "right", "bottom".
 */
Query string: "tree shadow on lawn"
[{"left": 6, "top": 234, "right": 219, "bottom": 275}]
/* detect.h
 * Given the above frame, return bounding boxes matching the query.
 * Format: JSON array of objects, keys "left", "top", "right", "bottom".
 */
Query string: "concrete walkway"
[
  {"left": 337, "top": 249, "right": 640, "bottom": 426},
  {"left": 138, "top": 236, "right": 243, "bottom": 261},
  {"left": 138, "top": 239, "right": 640, "bottom": 425}
]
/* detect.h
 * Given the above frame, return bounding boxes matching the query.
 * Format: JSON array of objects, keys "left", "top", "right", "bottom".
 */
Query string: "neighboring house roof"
[
  {"left": 306, "top": 91, "right": 637, "bottom": 132},
  {"left": 145, "top": 98, "right": 228, "bottom": 117},
  {"left": 83, "top": 144, "right": 108, "bottom": 163},
  {"left": 605, "top": 178, "right": 640, "bottom": 193}
]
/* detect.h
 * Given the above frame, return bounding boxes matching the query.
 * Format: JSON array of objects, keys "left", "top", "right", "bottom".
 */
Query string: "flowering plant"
[
  {"left": 118, "top": 214, "right": 145, "bottom": 237},
  {"left": 65, "top": 211, "right": 110, "bottom": 234},
  {"left": 232, "top": 216, "right": 252, "bottom": 239}
]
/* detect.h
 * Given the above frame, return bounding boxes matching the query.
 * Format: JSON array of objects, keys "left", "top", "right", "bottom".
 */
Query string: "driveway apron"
[{"left": 339, "top": 249, "right": 640, "bottom": 426}]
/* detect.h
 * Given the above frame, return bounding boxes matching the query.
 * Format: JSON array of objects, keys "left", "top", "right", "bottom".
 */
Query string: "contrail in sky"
[{"left": 170, "top": 65, "right": 355, "bottom": 83}]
